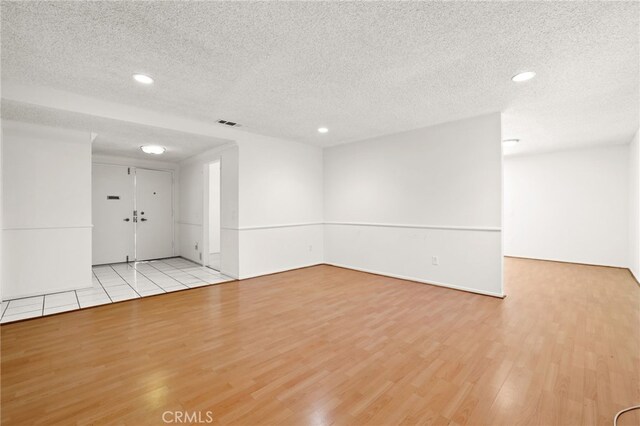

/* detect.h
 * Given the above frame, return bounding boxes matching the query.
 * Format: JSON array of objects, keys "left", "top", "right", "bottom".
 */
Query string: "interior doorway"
[
  {"left": 205, "top": 161, "right": 221, "bottom": 271},
  {"left": 92, "top": 164, "right": 174, "bottom": 265}
]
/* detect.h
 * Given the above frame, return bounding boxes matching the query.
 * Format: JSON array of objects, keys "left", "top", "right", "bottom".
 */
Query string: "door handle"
[
  {"left": 123, "top": 218, "right": 130, "bottom": 222},
  {"left": 140, "top": 218, "right": 148, "bottom": 222}
]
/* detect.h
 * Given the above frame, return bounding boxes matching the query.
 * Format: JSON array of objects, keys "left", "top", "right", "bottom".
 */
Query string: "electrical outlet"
[
  {"left": 309, "top": 245, "right": 313, "bottom": 252},
  {"left": 432, "top": 256, "right": 439, "bottom": 266}
]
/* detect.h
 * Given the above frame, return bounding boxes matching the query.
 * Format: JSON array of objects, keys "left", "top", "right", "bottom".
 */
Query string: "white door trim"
[{"left": 202, "top": 158, "right": 222, "bottom": 271}]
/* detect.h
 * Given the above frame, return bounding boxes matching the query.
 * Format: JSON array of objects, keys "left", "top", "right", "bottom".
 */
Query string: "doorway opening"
[
  {"left": 204, "top": 160, "right": 221, "bottom": 271},
  {"left": 92, "top": 164, "right": 174, "bottom": 265}
]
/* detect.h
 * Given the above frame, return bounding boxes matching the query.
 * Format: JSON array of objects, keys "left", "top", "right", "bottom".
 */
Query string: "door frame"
[
  {"left": 92, "top": 160, "right": 176, "bottom": 264},
  {"left": 91, "top": 163, "right": 135, "bottom": 265},
  {"left": 202, "top": 158, "right": 222, "bottom": 271},
  {"left": 133, "top": 167, "right": 176, "bottom": 261}
]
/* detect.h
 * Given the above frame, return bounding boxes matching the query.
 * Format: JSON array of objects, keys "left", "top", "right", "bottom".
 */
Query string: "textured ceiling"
[
  {"left": 1, "top": 100, "right": 229, "bottom": 162},
  {"left": 1, "top": 1, "right": 638, "bottom": 154}
]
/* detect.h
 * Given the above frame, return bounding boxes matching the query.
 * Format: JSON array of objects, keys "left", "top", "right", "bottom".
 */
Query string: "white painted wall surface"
[
  {"left": 178, "top": 145, "right": 239, "bottom": 278},
  {"left": 628, "top": 130, "right": 639, "bottom": 281},
  {"left": 237, "top": 135, "right": 324, "bottom": 279},
  {"left": 179, "top": 158, "right": 206, "bottom": 263},
  {"left": 239, "top": 136, "right": 323, "bottom": 227},
  {"left": 2, "top": 120, "right": 93, "bottom": 299},
  {"left": 504, "top": 145, "right": 629, "bottom": 268},
  {"left": 325, "top": 225, "right": 502, "bottom": 295},
  {"left": 179, "top": 137, "right": 323, "bottom": 280},
  {"left": 324, "top": 113, "right": 503, "bottom": 296},
  {"left": 0, "top": 125, "right": 4, "bottom": 302},
  {"left": 238, "top": 224, "right": 324, "bottom": 278},
  {"left": 208, "top": 162, "right": 221, "bottom": 254}
]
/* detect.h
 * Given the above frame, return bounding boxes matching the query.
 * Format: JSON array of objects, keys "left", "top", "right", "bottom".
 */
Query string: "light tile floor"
[{"left": 0, "top": 257, "right": 234, "bottom": 324}]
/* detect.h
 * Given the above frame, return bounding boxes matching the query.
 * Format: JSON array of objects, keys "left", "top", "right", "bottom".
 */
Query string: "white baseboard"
[
  {"left": 504, "top": 254, "right": 627, "bottom": 269},
  {"left": 239, "top": 263, "right": 324, "bottom": 280},
  {"left": 324, "top": 262, "right": 505, "bottom": 298},
  {"left": 235, "top": 261, "right": 504, "bottom": 298}
]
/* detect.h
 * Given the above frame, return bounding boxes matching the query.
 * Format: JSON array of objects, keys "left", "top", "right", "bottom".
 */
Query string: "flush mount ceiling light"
[
  {"left": 502, "top": 139, "right": 520, "bottom": 146},
  {"left": 133, "top": 73, "right": 154, "bottom": 85},
  {"left": 141, "top": 145, "right": 166, "bottom": 155},
  {"left": 511, "top": 71, "right": 536, "bottom": 82},
  {"left": 318, "top": 127, "right": 329, "bottom": 134}
]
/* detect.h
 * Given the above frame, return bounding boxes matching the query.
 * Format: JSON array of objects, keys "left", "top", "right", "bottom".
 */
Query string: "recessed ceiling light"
[
  {"left": 502, "top": 139, "right": 520, "bottom": 146},
  {"left": 133, "top": 73, "right": 154, "bottom": 85},
  {"left": 318, "top": 127, "right": 329, "bottom": 134},
  {"left": 511, "top": 71, "right": 536, "bottom": 82},
  {"left": 141, "top": 145, "right": 165, "bottom": 155}
]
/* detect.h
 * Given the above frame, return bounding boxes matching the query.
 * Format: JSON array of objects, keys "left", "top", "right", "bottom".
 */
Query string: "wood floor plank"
[{"left": 1, "top": 258, "right": 638, "bottom": 425}]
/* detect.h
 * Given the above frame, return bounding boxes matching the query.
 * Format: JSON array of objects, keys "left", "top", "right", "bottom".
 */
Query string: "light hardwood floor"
[{"left": 1, "top": 258, "right": 639, "bottom": 425}]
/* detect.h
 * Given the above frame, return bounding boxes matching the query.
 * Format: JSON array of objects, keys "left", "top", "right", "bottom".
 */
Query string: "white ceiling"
[
  {"left": 2, "top": 100, "right": 229, "bottom": 162},
  {"left": 1, "top": 1, "right": 638, "bottom": 155}
]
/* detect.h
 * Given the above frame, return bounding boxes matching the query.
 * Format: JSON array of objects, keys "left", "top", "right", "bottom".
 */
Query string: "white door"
[
  {"left": 92, "top": 164, "right": 135, "bottom": 264},
  {"left": 135, "top": 168, "right": 174, "bottom": 260}
]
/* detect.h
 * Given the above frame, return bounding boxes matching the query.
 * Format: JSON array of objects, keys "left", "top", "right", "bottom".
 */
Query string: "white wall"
[
  {"left": 2, "top": 121, "right": 93, "bottom": 299},
  {"left": 4, "top": 84, "right": 504, "bottom": 294},
  {"left": 0, "top": 118, "right": 3, "bottom": 302},
  {"left": 628, "top": 130, "right": 639, "bottom": 281},
  {"left": 5, "top": 83, "right": 326, "bottom": 282},
  {"left": 237, "top": 135, "right": 324, "bottom": 278},
  {"left": 324, "top": 113, "right": 503, "bottom": 296},
  {"left": 179, "top": 136, "right": 323, "bottom": 280},
  {"left": 179, "top": 144, "right": 239, "bottom": 278},
  {"left": 504, "top": 145, "right": 629, "bottom": 268},
  {"left": 208, "top": 162, "right": 220, "bottom": 254}
]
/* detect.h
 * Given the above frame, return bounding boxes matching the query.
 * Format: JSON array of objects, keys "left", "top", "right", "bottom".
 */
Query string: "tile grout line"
[
  {"left": 136, "top": 261, "right": 191, "bottom": 289},
  {"left": 4, "top": 288, "right": 90, "bottom": 303},
  {"left": 2, "top": 295, "right": 46, "bottom": 321},
  {"left": 156, "top": 259, "right": 210, "bottom": 283},
  {"left": 1, "top": 261, "right": 238, "bottom": 324},
  {"left": 117, "top": 263, "right": 168, "bottom": 295},
  {"left": 172, "top": 254, "right": 221, "bottom": 274},
  {"left": 124, "top": 263, "right": 168, "bottom": 294},
  {"left": 93, "top": 269, "right": 114, "bottom": 303},
  {"left": 136, "top": 260, "right": 232, "bottom": 290},
  {"left": 1, "top": 261, "right": 231, "bottom": 324},
  {"left": 163, "top": 258, "right": 224, "bottom": 278},
  {"left": 108, "top": 265, "right": 142, "bottom": 298},
  {"left": 1, "top": 262, "right": 204, "bottom": 306},
  {"left": 0, "top": 300, "right": 10, "bottom": 320},
  {"left": 74, "top": 290, "right": 81, "bottom": 309},
  {"left": 157, "top": 259, "right": 229, "bottom": 283}
]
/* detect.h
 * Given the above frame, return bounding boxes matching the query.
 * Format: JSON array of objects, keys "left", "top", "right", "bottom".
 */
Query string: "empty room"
[{"left": 1, "top": 1, "right": 638, "bottom": 425}]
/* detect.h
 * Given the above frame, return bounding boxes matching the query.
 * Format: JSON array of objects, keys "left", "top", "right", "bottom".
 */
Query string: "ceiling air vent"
[{"left": 217, "top": 119, "right": 241, "bottom": 127}]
